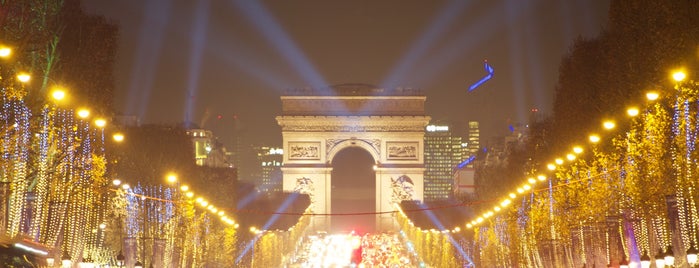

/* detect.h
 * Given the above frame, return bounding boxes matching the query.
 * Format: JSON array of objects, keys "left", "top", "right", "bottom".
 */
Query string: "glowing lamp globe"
[
  {"left": 687, "top": 243, "right": 698, "bottom": 265},
  {"left": 664, "top": 246, "right": 675, "bottom": 266},
  {"left": 639, "top": 250, "right": 651, "bottom": 268}
]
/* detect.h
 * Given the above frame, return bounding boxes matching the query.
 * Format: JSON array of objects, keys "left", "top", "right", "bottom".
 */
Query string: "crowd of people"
[{"left": 285, "top": 231, "right": 423, "bottom": 267}]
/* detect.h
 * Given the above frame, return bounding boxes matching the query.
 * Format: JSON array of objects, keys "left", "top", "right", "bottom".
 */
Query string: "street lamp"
[
  {"left": 664, "top": 246, "right": 675, "bottom": 267},
  {"left": 655, "top": 248, "right": 666, "bottom": 268},
  {"left": 619, "top": 254, "right": 629, "bottom": 268},
  {"left": 687, "top": 243, "right": 699, "bottom": 267},
  {"left": 112, "top": 133, "right": 125, "bottom": 142},
  {"left": 61, "top": 251, "right": 72, "bottom": 268},
  {"left": 640, "top": 250, "right": 651, "bottom": 268},
  {"left": 51, "top": 88, "right": 66, "bottom": 102},
  {"left": 0, "top": 45, "right": 10, "bottom": 58},
  {"left": 16, "top": 72, "right": 30, "bottom": 83},
  {"left": 80, "top": 256, "right": 95, "bottom": 268},
  {"left": 134, "top": 260, "right": 143, "bottom": 268},
  {"left": 94, "top": 118, "right": 106, "bottom": 128},
  {"left": 166, "top": 173, "right": 177, "bottom": 184},
  {"left": 116, "top": 250, "right": 125, "bottom": 267},
  {"left": 673, "top": 70, "right": 686, "bottom": 82},
  {"left": 46, "top": 256, "right": 55, "bottom": 267}
]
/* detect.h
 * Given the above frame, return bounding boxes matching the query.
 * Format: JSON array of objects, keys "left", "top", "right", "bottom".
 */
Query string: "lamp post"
[
  {"left": 687, "top": 243, "right": 699, "bottom": 267},
  {"left": 80, "top": 256, "right": 94, "bottom": 268},
  {"left": 655, "top": 249, "right": 666, "bottom": 268},
  {"left": 46, "top": 255, "right": 55, "bottom": 267},
  {"left": 116, "top": 250, "right": 125, "bottom": 267},
  {"left": 664, "top": 246, "right": 675, "bottom": 267},
  {"left": 640, "top": 250, "right": 651, "bottom": 268},
  {"left": 619, "top": 254, "right": 629, "bottom": 268},
  {"left": 61, "top": 251, "right": 72, "bottom": 268},
  {"left": 134, "top": 260, "right": 143, "bottom": 268}
]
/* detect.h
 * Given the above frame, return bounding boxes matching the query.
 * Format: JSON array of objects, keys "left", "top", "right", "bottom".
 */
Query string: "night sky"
[{"left": 83, "top": 0, "right": 610, "bottom": 148}]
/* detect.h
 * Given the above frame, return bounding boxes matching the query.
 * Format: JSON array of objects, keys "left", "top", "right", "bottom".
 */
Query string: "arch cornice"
[{"left": 276, "top": 116, "right": 431, "bottom": 132}]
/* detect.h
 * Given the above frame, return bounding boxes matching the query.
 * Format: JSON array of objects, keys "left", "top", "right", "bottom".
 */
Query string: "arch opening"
[{"left": 331, "top": 146, "right": 376, "bottom": 233}]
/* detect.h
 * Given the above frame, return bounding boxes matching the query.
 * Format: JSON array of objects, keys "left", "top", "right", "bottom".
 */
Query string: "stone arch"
[
  {"left": 277, "top": 89, "right": 430, "bottom": 232},
  {"left": 326, "top": 138, "right": 380, "bottom": 165}
]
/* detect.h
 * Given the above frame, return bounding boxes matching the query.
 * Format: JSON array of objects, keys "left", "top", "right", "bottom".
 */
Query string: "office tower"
[{"left": 424, "top": 124, "right": 462, "bottom": 201}]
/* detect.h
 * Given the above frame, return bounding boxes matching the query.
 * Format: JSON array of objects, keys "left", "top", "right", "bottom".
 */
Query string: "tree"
[{"left": 551, "top": 0, "right": 699, "bottom": 152}]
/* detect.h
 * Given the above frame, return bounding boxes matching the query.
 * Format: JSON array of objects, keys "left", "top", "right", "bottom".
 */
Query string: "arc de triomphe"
[{"left": 276, "top": 84, "right": 430, "bottom": 232}]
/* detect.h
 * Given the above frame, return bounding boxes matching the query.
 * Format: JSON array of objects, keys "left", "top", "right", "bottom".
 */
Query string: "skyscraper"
[
  {"left": 257, "top": 146, "right": 283, "bottom": 194},
  {"left": 423, "top": 124, "right": 462, "bottom": 201},
  {"left": 454, "top": 121, "right": 480, "bottom": 199}
]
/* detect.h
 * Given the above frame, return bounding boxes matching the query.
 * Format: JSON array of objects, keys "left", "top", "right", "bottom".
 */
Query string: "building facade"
[
  {"left": 257, "top": 146, "right": 284, "bottom": 194},
  {"left": 186, "top": 129, "right": 234, "bottom": 168},
  {"left": 423, "top": 124, "right": 462, "bottom": 201}
]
